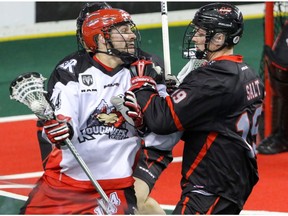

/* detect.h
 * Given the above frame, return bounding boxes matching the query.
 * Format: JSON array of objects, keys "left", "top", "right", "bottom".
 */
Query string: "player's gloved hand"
[
  {"left": 43, "top": 114, "right": 73, "bottom": 146},
  {"left": 130, "top": 58, "right": 165, "bottom": 84},
  {"left": 111, "top": 91, "right": 148, "bottom": 136},
  {"left": 165, "top": 74, "right": 179, "bottom": 95},
  {"left": 111, "top": 91, "right": 143, "bottom": 128},
  {"left": 129, "top": 76, "right": 157, "bottom": 93},
  {"left": 123, "top": 91, "right": 144, "bottom": 129}
]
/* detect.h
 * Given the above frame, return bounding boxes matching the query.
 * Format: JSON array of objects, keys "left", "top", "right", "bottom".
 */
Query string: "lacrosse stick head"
[{"left": 9, "top": 72, "right": 55, "bottom": 120}]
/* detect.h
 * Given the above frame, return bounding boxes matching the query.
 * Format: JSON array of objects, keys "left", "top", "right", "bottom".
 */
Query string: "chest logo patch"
[{"left": 82, "top": 75, "right": 93, "bottom": 86}]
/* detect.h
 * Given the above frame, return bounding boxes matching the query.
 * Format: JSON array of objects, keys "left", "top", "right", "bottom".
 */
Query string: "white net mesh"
[
  {"left": 10, "top": 72, "right": 54, "bottom": 120},
  {"left": 177, "top": 58, "right": 207, "bottom": 83}
]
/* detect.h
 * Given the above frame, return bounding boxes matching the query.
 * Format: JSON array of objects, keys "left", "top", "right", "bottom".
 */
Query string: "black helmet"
[
  {"left": 193, "top": 3, "right": 243, "bottom": 46},
  {"left": 182, "top": 3, "right": 243, "bottom": 59},
  {"left": 76, "top": 2, "right": 112, "bottom": 50}
]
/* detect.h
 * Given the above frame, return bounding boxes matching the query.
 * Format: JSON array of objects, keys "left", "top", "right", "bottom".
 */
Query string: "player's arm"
[
  {"left": 135, "top": 90, "right": 181, "bottom": 134},
  {"left": 132, "top": 69, "right": 225, "bottom": 135},
  {"left": 143, "top": 130, "right": 183, "bottom": 150},
  {"left": 112, "top": 59, "right": 181, "bottom": 134},
  {"left": 43, "top": 59, "right": 80, "bottom": 146}
]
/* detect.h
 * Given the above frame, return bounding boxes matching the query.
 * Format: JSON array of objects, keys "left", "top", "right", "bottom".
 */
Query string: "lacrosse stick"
[
  {"left": 9, "top": 72, "right": 115, "bottom": 215},
  {"left": 161, "top": 1, "right": 172, "bottom": 78}
]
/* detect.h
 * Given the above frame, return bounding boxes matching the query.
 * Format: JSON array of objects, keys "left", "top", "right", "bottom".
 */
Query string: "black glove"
[
  {"left": 130, "top": 59, "right": 165, "bottom": 85},
  {"left": 165, "top": 74, "right": 179, "bottom": 95}
]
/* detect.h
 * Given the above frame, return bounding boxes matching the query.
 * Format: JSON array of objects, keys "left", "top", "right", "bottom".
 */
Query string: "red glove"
[
  {"left": 129, "top": 76, "right": 157, "bottom": 93},
  {"left": 44, "top": 114, "right": 73, "bottom": 145}
]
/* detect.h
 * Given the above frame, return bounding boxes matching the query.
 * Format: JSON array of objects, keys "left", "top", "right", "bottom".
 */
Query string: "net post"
[{"left": 264, "top": 2, "right": 274, "bottom": 137}]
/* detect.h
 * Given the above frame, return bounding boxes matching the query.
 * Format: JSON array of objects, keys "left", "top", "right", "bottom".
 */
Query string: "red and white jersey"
[{"left": 43, "top": 51, "right": 179, "bottom": 191}]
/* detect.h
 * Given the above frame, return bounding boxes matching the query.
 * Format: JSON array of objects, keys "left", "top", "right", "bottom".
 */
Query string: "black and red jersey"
[{"left": 135, "top": 55, "right": 264, "bottom": 208}]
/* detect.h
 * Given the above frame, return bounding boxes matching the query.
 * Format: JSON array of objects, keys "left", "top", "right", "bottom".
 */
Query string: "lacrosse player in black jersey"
[
  {"left": 33, "top": 2, "right": 180, "bottom": 215},
  {"left": 116, "top": 3, "right": 265, "bottom": 214}
]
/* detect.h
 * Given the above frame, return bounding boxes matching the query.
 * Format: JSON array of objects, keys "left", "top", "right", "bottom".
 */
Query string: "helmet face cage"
[
  {"left": 82, "top": 8, "right": 141, "bottom": 62},
  {"left": 76, "top": 2, "right": 112, "bottom": 50},
  {"left": 102, "top": 20, "right": 141, "bottom": 57},
  {"left": 182, "top": 22, "right": 198, "bottom": 59},
  {"left": 183, "top": 3, "right": 244, "bottom": 59},
  {"left": 182, "top": 22, "right": 207, "bottom": 59}
]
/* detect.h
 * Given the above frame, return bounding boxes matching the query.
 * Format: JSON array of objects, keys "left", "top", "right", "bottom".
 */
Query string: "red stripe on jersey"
[
  {"left": 154, "top": 155, "right": 165, "bottom": 165},
  {"left": 148, "top": 155, "right": 165, "bottom": 169},
  {"left": 142, "top": 147, "right": 166, "bottom": 169},
  {"left": 185, "top": 132, "right": 218, "bottom": 179},
  {"left": 142, "top": 93, "right": 158, "bottom": 113},
  {"left": 213, "top": 55, "right": 243, "bottom": 63},
  {"left": 165, "top": 96, "right": 184, "bottom": 131},
  {"left": 143, "top": 148, "right": 149, "bottom": 165},
  {"left": 142, "top": 148, "right": 162, "bottom": 168},
  {"left": 206, "top": 196, "right": 220, "bottom": 214},
  {"left": 181, "top": 196, "right": 190, "bottom": 214},
  {"left": 93, "top": 55, "right": 113, "bottom": 72}
]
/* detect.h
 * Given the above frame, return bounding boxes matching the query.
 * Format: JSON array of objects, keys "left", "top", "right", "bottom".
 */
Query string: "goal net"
[{"left": 259, "top": 2, "right": 288, "bottom": 140}]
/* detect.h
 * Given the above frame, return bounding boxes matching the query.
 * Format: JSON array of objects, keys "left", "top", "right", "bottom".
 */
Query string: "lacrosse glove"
[
  {"left": 129, "top": 59, "right": 163, "bottom": 93},
  {"left": 165, "top": 74, "right": 180, "bottom": 95},
  {"left": 130, "top": 58, "right": 164, "bottom": 81},
  {"left": 44, "top": 114, "right": 74, "bottom": 147},
  {"left": 110, "top": 91, "right": 148, "bottom": 136}
]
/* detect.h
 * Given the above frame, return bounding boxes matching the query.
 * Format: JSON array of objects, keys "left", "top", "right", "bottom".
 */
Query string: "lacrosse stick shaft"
[
  {"left": 9, "top": 72, "right": 114, "bottom": 215},
  {"left": 64, "top": 139, "right": 112, "bottom": 214},
  {"left": 161, "top": 1, "right": 172, "bottom": 77}
]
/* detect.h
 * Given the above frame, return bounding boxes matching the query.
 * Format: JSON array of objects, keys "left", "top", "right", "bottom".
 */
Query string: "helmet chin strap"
[
  {"left": 95, "top": 49, "right": 137, "bottom": 65},
  {"left": 196, "top": 41, "right": 227, "bottom": 60},
  {"left": 109, "top": 48, "right": 138, "bottom": 65},
  {"left": 195, "top": 50, "right": 206, "bottom": 59}
]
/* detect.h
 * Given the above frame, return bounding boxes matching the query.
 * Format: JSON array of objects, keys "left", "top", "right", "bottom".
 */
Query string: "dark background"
[{"left": 36, "top": 1, "right": 257, "bottom": 22}]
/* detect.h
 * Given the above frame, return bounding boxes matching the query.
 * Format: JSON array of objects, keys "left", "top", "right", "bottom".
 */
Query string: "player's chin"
[
  {"left": 195, "top": 47, "right": 205, "bottom": 53},
  {"left": 126, "top": 47, "right": 135, "bottom": 54}
]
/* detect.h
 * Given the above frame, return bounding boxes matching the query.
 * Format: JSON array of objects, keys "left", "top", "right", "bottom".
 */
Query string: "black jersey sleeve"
[
  {"left": 135, "top": 61, "right": 246, "bottom": 135},
  {"left": 136, "top": 67, "right": 226, "bottom": 134}
]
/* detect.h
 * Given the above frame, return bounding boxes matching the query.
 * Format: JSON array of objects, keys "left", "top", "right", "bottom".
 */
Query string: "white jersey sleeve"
[{"left": 144, "top": 131, "right": 183, "bottom": 150}]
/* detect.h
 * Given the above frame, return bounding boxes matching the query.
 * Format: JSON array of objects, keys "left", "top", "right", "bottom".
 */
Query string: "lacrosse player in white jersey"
[{"left": 21, "top": 3, "right": 181, "bottom": 215}]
